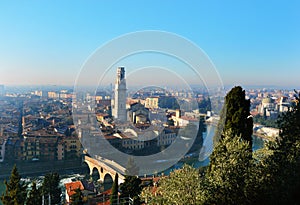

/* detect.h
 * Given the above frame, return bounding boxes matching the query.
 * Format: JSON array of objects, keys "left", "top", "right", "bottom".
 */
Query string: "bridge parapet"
[{"left": 84, "top": 155, "right": 126, "bottom": 183}]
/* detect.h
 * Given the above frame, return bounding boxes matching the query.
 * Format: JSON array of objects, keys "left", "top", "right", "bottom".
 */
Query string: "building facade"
[{"left": 145, "top": 97, "right": 159, "bottom": 109}]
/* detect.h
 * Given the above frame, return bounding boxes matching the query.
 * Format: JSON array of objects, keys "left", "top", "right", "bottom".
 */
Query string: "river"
[
  {"left": 0, "top": 125, "right": 265, "bottom": 204},
  {"left": 161, "top": 124, "right": 265, "bottom": 175}
]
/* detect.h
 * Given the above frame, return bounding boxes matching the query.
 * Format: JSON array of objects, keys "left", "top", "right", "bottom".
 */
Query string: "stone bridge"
[{"left": 84, "top": 155, "right": 126, "bottom": 184}]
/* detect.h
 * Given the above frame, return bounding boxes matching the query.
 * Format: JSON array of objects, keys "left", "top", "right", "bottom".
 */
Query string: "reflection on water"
[{"left": 161, "top": 124, "right": 265, "bottom": 175}]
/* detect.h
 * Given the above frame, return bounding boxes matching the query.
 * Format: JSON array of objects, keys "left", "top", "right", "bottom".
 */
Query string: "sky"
[{"left": 0, "top": 0, "right": 299, "bottom": 88}]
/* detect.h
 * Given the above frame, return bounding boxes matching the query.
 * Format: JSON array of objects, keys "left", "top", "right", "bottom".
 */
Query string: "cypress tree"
[
  {"left": 215, "top": 86, "right": 253, "bottom": 149},
  {"left": 110, "top": 173, "right": 119, "bottom": 205},
  {"left": 120, "top": 176, "right": 142, "bottom": 205},
  {"left": 204, "top": 131, "right": 254, "bottom": 204},
  {"left": 0, "top": 165, "right": 27, "bottom": 205}
]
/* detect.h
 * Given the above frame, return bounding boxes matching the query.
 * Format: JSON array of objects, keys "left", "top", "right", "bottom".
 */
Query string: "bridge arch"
[
  {"left": 84, "top": 155, "right": 126, "bottom": 185},
  {"left": 103, "top": 173, "right": 113, "bottom": 191},
  {"left": 92, "top": 167, "right": 100, "bottom": 181}
]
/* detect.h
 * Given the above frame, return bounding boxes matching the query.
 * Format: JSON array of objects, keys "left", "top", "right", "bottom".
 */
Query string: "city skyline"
[{"left": 0, "top": 1, "right": 299, "bottom": 87}]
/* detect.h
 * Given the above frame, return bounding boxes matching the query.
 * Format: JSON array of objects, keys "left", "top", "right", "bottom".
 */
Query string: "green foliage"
[
  {"left": 0, "top": 165, "right": 27, "bottom": 205},
  {"left": 110, "top": 174, "right": 118, "bottom": 205},
  {"left": 41, "top": 172, "right": 61, "bottom": 205},
  {"left": 70, "top": 188, "right": 84, "bottom": 205},
  {"left": 214, "top": 86, "right": 253, "bottom": 149},
  {"left": 120, "top": 176, "right": 142, "bottom": 205},
  {"left": 157, "top": 164, "right": 201, "bottom": 205},
  {"left": 158, "top": 97, "right": 179, "bottom": 109},
  {"left": 26, "top": 181, "right": 42, "bottom": 205},
  {"left": 203, "top": 131, "right": 254, "bottom": 205},
  {"left": 252, "top": 90, "right": 300, "bottom": 205},
  {"left": 253, "top": 114, "right": 279, "bottom": 128}
]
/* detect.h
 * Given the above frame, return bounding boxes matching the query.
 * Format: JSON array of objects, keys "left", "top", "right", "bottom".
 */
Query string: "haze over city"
[{"left": 0, "top": 1, "right": 299, "bottom": 88}]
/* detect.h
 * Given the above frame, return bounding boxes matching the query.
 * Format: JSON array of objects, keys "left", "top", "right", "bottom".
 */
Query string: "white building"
[
  {"left": 112, "top": 67, "right": 127, "bottom": 122},
  {"left": 279, "top": 96, "right": 290, "bottom": 112},
  {"left": 258, "top": 97, "right": 278, "bottom": 118},
  {"left": 171, "top": 109, "right": 199, "bottom": 127}
]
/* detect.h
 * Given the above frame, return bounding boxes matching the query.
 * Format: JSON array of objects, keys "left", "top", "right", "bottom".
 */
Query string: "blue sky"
[{"left": 0, "top": 1, "right": 299, "bottom": 87}]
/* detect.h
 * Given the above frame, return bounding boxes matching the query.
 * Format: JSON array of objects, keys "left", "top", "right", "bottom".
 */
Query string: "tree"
[
  {"left": 252, "top": 114, "right": 279, "bottom": 128},
  {"left": 214, "top": 86, "right": 253, "bottom": 150},
  {"left": 41, "top": 172, "right": 61, "bottom": 205},
  {"left": 147, "top": 164, "right": 201, "bottom": 205},
  {"left": 110, "top": 173, "right": 119, "bottom": 205},
  {"left": 120, "top": 176, "right": 142, "bottom": 205},
  {"left": 26, "top": 181, "right": 42, "bottom": 205},
  {"left": 0, "top": 165, "right": 27, "bottom": 205},
  {"left": 203, "top": 131, "right": 254, "bottom": 205},
  {"left": 70, "top": 188, "right": 84, "bottom": 205},
  {"left": 253, "top": 90, "right": 300, "bottom": 205}
]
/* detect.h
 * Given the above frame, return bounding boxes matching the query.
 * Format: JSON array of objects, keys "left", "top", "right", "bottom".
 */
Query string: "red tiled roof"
[{"left": 65, "top": 181, "right": 84, "bottom": 197}]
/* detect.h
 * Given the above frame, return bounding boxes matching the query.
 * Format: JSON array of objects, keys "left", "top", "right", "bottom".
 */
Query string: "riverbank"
[
  {"left": 253, "top": 131, "right": 276, "bottom": 141},
  {"left": 0, "top": 159, "right": 84, "bottom": 179}
]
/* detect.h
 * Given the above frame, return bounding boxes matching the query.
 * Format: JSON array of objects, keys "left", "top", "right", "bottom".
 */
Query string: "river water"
[
  {"left": 0, "top": 125, "right": 265, "bottom": 204},
  {"left": 161, "top": 124, "right": 265, "bottom": 175}
]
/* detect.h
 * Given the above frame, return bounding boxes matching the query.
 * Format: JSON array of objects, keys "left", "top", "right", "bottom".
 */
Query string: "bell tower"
[{"left": 112, "top": 67, "right": 127, "bottom": 122}]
